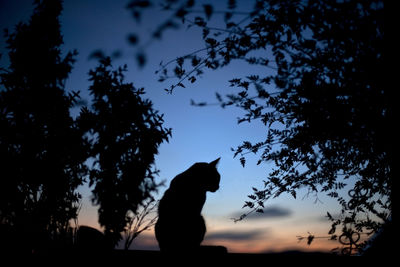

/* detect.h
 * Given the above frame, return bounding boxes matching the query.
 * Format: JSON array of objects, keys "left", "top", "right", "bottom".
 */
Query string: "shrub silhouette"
[
  {"left": 0, "top": 0, "right": 171, "bottom": 253},
  {"left": 79, "top": 57, "right": 171, "bottom": 247},
  {"left": 0, "top": 0, "right": 86, "bottom": 253}
]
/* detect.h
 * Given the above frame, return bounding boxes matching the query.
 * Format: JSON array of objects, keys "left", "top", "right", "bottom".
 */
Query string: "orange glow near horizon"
[
  {"left": 78, "top": 188, "right": 352, "bottom": 254},
  {"left": 126, "top": 229, "right": 341, "bottom": 254},
  {"left": 79, "top": 198, "right": 370, "bottom": 255}
]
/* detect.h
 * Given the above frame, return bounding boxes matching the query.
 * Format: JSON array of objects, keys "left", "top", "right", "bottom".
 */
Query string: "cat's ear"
[{"left": 209, "top": 157, "right": 221, "bottom": 168}]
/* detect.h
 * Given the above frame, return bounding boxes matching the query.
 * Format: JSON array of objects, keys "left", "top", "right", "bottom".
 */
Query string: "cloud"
[
  {"left": 205, "top": 229, "right": 267, "bottom": 241},
  {"left": 231, "top": 205, "right": 292, "bottom": 220}
]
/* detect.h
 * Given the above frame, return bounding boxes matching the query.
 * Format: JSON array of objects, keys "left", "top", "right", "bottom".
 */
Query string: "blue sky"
[{"left": 0, "top": 0, "right": 349, "bottom": 253}]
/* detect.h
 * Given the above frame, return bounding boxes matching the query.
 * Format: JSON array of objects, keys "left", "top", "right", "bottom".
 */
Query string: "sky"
[{"left": 0, "top": 0, "right": 351, "bottom": 253}]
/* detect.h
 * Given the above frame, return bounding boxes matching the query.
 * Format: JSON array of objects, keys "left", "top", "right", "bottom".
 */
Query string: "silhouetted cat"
[{"left": 155, "top": 158, "right": 221, "bottom": 252}]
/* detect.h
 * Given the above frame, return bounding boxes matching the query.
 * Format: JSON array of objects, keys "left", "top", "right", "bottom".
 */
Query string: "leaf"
[
  {"left": 307, "top": 234, "right": 315, "bottom": 245},
  {"left": 205, "top": 38, "right": 218, "bottom": 47},
  {"left": 127, "top": 34, "right": 138, "bottom": 45},
  {"left": 228, "top": 78, "right": 241, "bottom": 86},
  {"left": 188, "top": 76, "right": 196, "bottom": 83},
  {"left": 111, "top": 50, "right": 122, "bottom": 59},
  {"left": 127, "top": 1, "right": 152, "bottom": 22},
  {"left": 88, "top": 49, "right": 105, "bottom": 60},
  {"left": 239, "top": 81, "right": 249, "bottom": 90},
  {"left": 191, "top": 56, "right": 200, "bottom": 67},
  {"left": 243, "top": 201, "right": 254, "bottom": 209},
  {"left": 246, "top": 75, "right": 259, "bottom": 81},
  {"left": 248, "top": 194, "right": 256, "bottom": 200},
  {"left": 228, "top": 0, "right": 236, "bottom": 9},
  {"left": 190, "top": 99, "right": 206, "bottom": 106},
  {"left": 328, "top": 225, "right": 336, "bottom": 235},
  {"left": 216, "top": 92, "right": 222, "bottom": 102},
  {"left": 127, "top": 0, "right": 151, "bottom": 8},
  {"left": 176, "top": 57, "right": 184, "bottom": 67},
  {"left": 175, "top": 8, "right": 188, "bottom": 19},
  {"left": 202, "top": 28, "right": 210, "bottom": 39},
  {"left": 240, "top": 156, "right": 246, "bottom": 167},
  {"left": 226, "top": 22, "right": 237, "bottom": 28},
  {"left": 238, "top": 91, "right": 247, "bottom": 98},
  {"left": 194, "top": 17, "right": 206, "bottom": 27},
  {"left": 173, "top": 66, "right": 185, "bottom": 77},
  {"left": 330, "top": 235, "right": 338, "bottom": 240},
  {"left": 136, "top": 52, "right": 146, "bottom": 67},
  {"left": 224, "top": 12, "right": 233, "bottom": 22},
  {"left": 261, "top": 77, "right": 271, "bottom": 84},
  {"left": 203, "top": 4, "right": 213, "bottom": 20},
  {"left": 303, "top": 39, "right": 316, "bottom": 49}
]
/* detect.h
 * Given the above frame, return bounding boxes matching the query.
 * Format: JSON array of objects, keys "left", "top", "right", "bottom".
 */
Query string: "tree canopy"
[
  {"left": 127, "top": 0, "right": 388, "bottom": 253},
  {"left": 0, "top": 0, "right": 86, "bottom": 251},
  {"left": 0, "top": 0, "right": 170, "bottom": 252},
  {"left": 79, "top": 58, "right": 171, "bottom": 245}
]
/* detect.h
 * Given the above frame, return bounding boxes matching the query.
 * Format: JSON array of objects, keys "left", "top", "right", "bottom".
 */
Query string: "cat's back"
[{"left": 158, "top": 173, "right": 206, "bottom": 216}]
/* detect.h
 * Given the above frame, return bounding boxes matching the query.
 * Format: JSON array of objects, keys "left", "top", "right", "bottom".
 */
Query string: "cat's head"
[
  {"left": 202, "top": 157, "right": 221, "bottom": 192},
  {"left": 173, "top": 158, "right": 221, "bottom": 192}
]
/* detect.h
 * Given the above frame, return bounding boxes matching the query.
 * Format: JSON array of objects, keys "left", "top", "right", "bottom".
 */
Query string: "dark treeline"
[{"left": 0, "top": 0, "right": 170, "bottom": 254}]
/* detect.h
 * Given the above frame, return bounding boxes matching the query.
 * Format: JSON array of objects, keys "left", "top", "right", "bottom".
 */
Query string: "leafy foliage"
[
  {"left": 0, "top": 0, "right": 87, "bottom": 249},
  {"left": 126, "top": 0, "right": 389, "bottom": 249},
  {"left": 1, "top": 0, "right": 171, "bottom": 252},
  {"left": 78, "top": 57, "right": 171, "bottom": 245}
]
